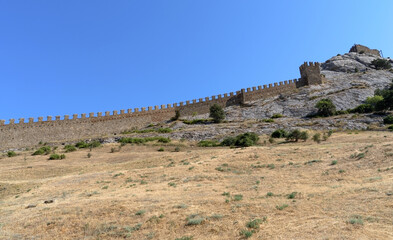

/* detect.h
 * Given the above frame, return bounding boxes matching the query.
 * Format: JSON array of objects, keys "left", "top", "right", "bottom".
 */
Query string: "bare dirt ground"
[{"left": 0, "top": 131, "right": 392, "bottom": 240}]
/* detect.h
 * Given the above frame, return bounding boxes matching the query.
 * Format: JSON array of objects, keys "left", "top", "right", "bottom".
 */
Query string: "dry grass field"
[{"left": 1, "top": 131, "right": 393, "bottom": 239}]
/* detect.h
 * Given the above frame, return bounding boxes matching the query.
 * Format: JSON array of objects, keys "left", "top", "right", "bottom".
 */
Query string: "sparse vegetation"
[
  {"left": 118, "top": 137, "right": 171, "bottom": 144},
  {"left": 75, "top": 141, "right": 101, "bottom": 149},
  {"left": 348, "top": 215, "right": 364, "bottom": 225},
  {"left": 276, "top": 204, "right": 289, "bottom": 210},
  {"left": 186, "top": 214, "right": 204, "bottom": 226},
  {"left": 198, "top": 140, "right": 220, "bottom": 147}
]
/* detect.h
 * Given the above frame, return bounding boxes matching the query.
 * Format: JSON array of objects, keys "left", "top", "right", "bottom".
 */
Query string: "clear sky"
[{"left": 1, "top": 1, "right": 392, "bottom": 122}]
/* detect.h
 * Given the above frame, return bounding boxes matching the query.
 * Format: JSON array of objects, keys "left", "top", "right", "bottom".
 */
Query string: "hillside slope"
[{"left": 1, "top": 132, "right": 392, "bottom": 239}]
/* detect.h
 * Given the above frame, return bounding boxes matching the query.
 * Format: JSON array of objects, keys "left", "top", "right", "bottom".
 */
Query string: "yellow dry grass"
[{"left": 1, "top": 131, "right": 393, "bottom": 240}]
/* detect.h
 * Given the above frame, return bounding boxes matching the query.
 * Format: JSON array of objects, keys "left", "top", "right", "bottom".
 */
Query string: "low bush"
[
  {"left": 49, "top": 154, "right": 65, "bottom": 160},
  {"left": 118, "top": 137, "right": 171, "bottom": 144},
  {"left": 350, "top": 104, "right": 374, "bottom": 114},
  {"left": 182, "top": 119, "right": 210, "bottom": 125},
  {"left": 313, "top": 133, "right": 321, "bottom": 143},
  {"left": 75, "top": 140, "right": 101, "bottom": 149},
  {"left": 157, "top": 128, "right": 172, "bottom": 133},
  {"left": 271, "top": 129, "right": 288, "bottom": 138},
  {"left": 286, "top": 130, "right": 308, "bottom": 142},
  {"left": 221, "top": 136, "right": 236, "bottom": 146},
  {"left": 64, "top": 145, "right": 77, "bottom": 152},
  {"left": 32, "top": 146, "right": 51, "bottom": 155},
  {"left": 198, "top": 140, "right": 220, "bottom": 147},
  {"left": 336, "top": 110, "right": 349, "bottom": 115},
  {"left": 7, "top": 151, "right": 17, "bottom": 157},
  {"left": 271, "top": 113, "right": 283, "bottom": 118},
  {"left": 234, "top": 132, "right": 259, "bottom": 147},
  {"left": 383, "top": 115, "right": 393, "bottom": 124},
  {"left": 262, "top": 118, "right": 274, "bottom": 123},
  {"left": 388, "top": 125, "right": 393, "bottom": 130},
  {"left": 371, "top": 59, "right": 392, "bottom": 70}
]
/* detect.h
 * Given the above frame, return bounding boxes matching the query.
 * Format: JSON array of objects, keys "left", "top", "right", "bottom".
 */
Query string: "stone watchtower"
[{"left": 299, "top": 62, "right": 324, "bottom": 85}]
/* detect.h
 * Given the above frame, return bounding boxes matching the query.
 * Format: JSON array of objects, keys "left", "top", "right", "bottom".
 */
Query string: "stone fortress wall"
[{"left": 0, "top": 62, "right": 323, "bottom": 150}]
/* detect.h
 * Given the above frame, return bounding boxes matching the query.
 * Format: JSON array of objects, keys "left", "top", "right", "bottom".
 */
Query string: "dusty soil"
[{"left": 1, "top": 131, "right": 392, "bottom": 240}]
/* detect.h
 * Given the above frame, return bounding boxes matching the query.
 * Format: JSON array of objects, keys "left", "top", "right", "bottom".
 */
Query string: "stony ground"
[{"left": 1, "top": 131, "right": 393, "bottom": 239}]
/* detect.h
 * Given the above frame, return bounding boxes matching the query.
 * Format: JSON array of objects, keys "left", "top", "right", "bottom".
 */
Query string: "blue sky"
[{"left": 1, "top": 1, "right": 392, "bottom": 122}]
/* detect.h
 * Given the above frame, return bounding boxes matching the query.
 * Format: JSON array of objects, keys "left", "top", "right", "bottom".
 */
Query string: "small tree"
[
  {"left": 286, "top": 129, "right": 301, "bottom": 142},
  {"left": 171, "top": 110, "right": 180, "bottom": 121},
  {"left": 315, "top": 99, "right": 336, "bottom": 117},
  {"left": 313, "top": 133, "right": 321, "bottom": 143},
  {"left": 209, "top": 104, "right": 225, "bottom": 123}
]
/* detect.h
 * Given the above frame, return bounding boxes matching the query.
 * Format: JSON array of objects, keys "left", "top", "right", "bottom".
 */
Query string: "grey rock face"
[{"left": 321, "top": 52, "right": 380, "bottom": 73}]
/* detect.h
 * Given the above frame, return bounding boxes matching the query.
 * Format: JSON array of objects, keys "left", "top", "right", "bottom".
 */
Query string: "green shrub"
[
  {"left": 88, "top": 141, "right": 101, "bottom": 148},
  {"left": 262, "top": 118, "right": 274, "bottom": 123},
  {"left": 158, "top": 147, "right": 164, "bottom": 152},
  {"left": 49, "top": 154, "right": 65, "bottom": 160},
  {"left": 366, "top": 95, "right": 384, "bottom": 108},
  {"left": 271, "top": 113, "right": 283, "bottom": 118},
  {"left": 118, "top": 137, "right": 170, "bottom": 144},
  {"left": 233, "top": 132, "right": 259, "bottom": 147},
  {"left": 75, "top": 141, "right": 88, "bottom": 148},
  {"left": 336, "top": 110, "right": 349, "bottom": 115},
  {"left": 221, "top": 136, "right": 236, "bottom": 146},
  {"left": 350, "top": 104, "right": 374, "bottom": 113},
  {"left": 186, "top": 215, "right": 204, "bottom": 226},
  {"left": 75, "top": 141, "right": 101, "bottom": 149},
  {"left": 383, "top": 115, "right": 393, "bottom": 124},
  {"left": 32, "top": 146, "right": 51, "bottom": 155},
  {"left": 7, "top": 151, "right": 17, "bottom": 157},
  {"left": 271, "top": 129, "right": 288, "bottom": 138},
  {"left": 64, "top": 145, "right": 77, "bottom": 152},
  {"left": 182, "top": 119, "right": 209, "bottom": 125},
  {"left": 371, "top": 59, "right": 391, "bottom": 70},
  {"left": 286, "top": 130, "right": 303, "bottom": 142},
  {"left": 209, "top": 104, "right": 225, "bottom": 123},
  {"left": 157, "top": 128, "right": 172, "bottom": 133},
  {"left": 388, "top": 125, "right": 393, "bottom": 130},
  {"left": 299, "top": 131, "right": 309, "bottom": 141},
  {"left": 198, "top": 140, "right": 220, "bottom": 147},
  {"left": 313, "top": 133, "right": 321, "bottom": 143},
  {"left": 239, "top": 229, "right": 253, "bottom": 238},
  {"left": 175, "top": 237, "right": 193, "bottom": 240},
  {"left": 315, "top": 99, "right": 336, "bottom": 117},
  {"left": 246, "top": 219, "right": 264, "bottom": 229}
]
